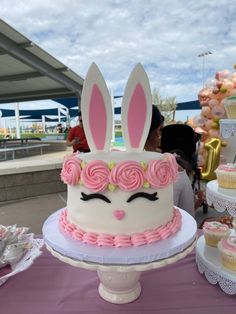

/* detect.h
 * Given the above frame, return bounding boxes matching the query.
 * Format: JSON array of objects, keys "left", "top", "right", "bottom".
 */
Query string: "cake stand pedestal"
[
  {"left": 195, "top": 234, "right": 236, "bottom": 295},
  {"left": 43, "top": 209, "right": 197, "bottom": 304}
]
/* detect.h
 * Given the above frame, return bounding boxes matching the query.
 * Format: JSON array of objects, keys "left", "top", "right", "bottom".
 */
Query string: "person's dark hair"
[
  {"left": 169, "top": 149, "right": 192, "bottom": 175},
  {"left": 147, "top": 105, "right": 164, "bottom": 139}
]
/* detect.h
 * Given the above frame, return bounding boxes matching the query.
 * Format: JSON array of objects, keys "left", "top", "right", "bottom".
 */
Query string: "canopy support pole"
[{"left": 14, "top": 103, "right": 21, "bottom": 138}]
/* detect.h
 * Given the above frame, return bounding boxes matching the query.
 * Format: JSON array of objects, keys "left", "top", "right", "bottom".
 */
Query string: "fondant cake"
[{"left": 60, "top": 63, "right": 182, "bottom": 247}]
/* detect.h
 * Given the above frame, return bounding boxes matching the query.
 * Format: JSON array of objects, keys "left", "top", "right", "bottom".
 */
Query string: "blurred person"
[
  {"left": 63, "top": 122, "right": 71, "bottom": 140},
  {"left": 144, "top": 105, "right": 164, "bottom": 152},
  {"left": 56, "top": 123, "right": 63, "bottom": 133},
  {"left": 67, "top": 116, "right": 90, "bottom": 153},
  {"left": 145, "top": 105, "right": 196, "bottom": 217}
]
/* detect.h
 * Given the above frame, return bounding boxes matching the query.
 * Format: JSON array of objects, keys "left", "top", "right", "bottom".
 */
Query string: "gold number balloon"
[{"left": 201, "top": 137, "right": 224, "bottom": 181}]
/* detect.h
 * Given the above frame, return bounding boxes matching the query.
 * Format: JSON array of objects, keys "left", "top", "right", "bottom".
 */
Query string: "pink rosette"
[
  {"left": 81, "top": 160, "right": 110, "bottom": 192},
  {"left": 110, "top": 161, "right": 145, "bottom": 191},
  {"left": 60, "top": 156, "right": 82, "bottom": 185},
  {"left": 164, "top": 153, "right": 178, "bottom": 181},
  {"left": 146, "top": 159, "right": 172, "bottom": 188}
]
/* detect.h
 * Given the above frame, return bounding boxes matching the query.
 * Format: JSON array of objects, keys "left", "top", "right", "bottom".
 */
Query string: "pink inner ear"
[
  {"left": 127, "top": 83, "right": 147, "bottom": 148},
  {"left": 89, "top": 84, "right": 107, "bottom": 150}
]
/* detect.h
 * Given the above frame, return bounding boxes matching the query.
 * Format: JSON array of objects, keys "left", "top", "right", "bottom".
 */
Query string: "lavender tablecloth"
[{"left": 1, "top": 237, "right": 235, "bottom": 314}]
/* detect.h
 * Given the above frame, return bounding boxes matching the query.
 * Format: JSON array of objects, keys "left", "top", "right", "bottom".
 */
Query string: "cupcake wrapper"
[
  {"left": 221, "top": 253, "right": 236, "bottom": 271},
  {"left": 216, "top": 172, "right": 236, "bottom": 189}
]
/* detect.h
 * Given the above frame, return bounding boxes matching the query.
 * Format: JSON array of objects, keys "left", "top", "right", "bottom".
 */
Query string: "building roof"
[{"left": 0, "top": 19, "right": 84, "bottom": 104}]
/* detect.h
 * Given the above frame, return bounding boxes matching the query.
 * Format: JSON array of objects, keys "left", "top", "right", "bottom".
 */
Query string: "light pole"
[{"left": 198, "top": 51, "right": 212, "bottom": 87}]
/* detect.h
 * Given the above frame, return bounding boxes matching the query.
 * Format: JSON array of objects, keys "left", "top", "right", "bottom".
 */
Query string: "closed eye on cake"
[
  {"left": 126, "top": 192, "right": 159, "bottom": 203},
  {"left": 80, "top": 192, "right": 111, "bottom": 203}
]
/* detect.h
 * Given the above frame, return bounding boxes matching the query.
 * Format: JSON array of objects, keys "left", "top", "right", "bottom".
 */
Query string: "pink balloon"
[
  {"left": 201, "top": 107, "right": 212, "bottom": 119},
  {"left": 216, "top": 70, "right": 231, "bottom": 80},
  {"left": 204, "top": 119, "right": 213, "bottom": 131},
  {"left": 198, "top": 88, "right": 211, "bottom": 106},
  {"left": 208, "top": 129, "right": 219, "bottom": 138},
  {"left": 205, "top": 78, "right": 217, "bottom": 88},
  {"left": 211, "top": 105, "right": 225, "bottom": 119},
  {"left": 224, "top": 80, "right": 234, "bottom": 90},
  {"left": 193, "top": 115, "right": 205, "bottom": 128},
  {"left": 208, "top": 99, "right": 219, "bottom": 108},
  {"left": 230, "top": 88, "right": 236, "bottom": 96},
  {"left": 216, "top": 81, "right": 223, "bottom": 89},
  {"left": 232, "top": 78, "right": 236, "bottom": 87}
]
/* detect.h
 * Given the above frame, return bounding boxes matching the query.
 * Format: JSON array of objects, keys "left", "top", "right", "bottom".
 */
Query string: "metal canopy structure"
[
  {"left": 0, "top": 19, "right": 84, "bottom": 104},
  {"left": 0, "top": 107, "right": 79, "bottom": 118}
]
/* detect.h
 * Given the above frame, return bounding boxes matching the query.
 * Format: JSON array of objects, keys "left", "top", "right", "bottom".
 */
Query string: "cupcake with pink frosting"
[
  {"left": 215, "top": 163, "right": 236, "bottom": 189},
  {"left": 218, "top": 236, "right": 236, "bottom": 271},
  {"left": 203, "top": 221, "right": 230, "bottom": 247}
]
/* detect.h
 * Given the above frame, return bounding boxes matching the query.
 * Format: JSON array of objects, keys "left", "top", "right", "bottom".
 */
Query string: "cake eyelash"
[
  {"left": 127, "top": 192, "right": 159, "bottom": 203},
  {"left": 80, "top": 192, "right": 111, "bottom": 203}
]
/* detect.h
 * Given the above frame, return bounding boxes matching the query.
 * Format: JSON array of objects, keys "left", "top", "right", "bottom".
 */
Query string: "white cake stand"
[
  {"left": 206, "top": 180, "right": 236, "bottom": 217},
  {"left": 195, "top": 234, "right": 236, "bottom": 295},
  {"left": 43, "top": 209, "right": 197, "bottom": 304},
  {"left": 220, "top": 119, "right": 236, "bottom": 138},
  {"left": 200, "top": 180, "right": 236, "bottom": 294}
]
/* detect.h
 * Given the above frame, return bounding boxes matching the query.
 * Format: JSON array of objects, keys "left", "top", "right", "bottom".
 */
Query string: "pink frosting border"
[{"left": 59, "top": 207, "right": 182, "bottom": 248}]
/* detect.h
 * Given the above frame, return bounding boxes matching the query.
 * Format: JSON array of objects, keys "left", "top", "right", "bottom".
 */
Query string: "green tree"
[{"left": 152, "top": 88, "right": 177, "bottom": 124}]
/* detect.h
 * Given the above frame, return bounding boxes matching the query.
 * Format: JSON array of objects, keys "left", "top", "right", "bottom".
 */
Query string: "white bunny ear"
[
  {"left": 121, "top": 63, "right": 152, "bottom": 152},
  {"left": 81, "top": 63, "right": 112, "bottom": 152}
]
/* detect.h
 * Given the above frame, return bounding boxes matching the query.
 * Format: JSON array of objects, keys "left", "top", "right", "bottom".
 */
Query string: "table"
[
  {"left": 0, "top": 143, "right": 50, "bottom": 160},
  {"left": 0, "top": 137, "right": 41, "bottom": 148},
  {"left": 1, "top": 236, "right": 235, "bottom": 314}
]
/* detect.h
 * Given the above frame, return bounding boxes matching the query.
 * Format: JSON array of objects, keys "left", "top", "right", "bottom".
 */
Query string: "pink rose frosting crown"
[{"left": 61, "top": 152, "right": 178, "bottom": 191}]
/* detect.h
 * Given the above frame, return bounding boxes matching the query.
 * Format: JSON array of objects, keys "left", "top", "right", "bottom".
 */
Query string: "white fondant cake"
[{"left": 60, "top": 63, "right": 181, "bottom": 247}]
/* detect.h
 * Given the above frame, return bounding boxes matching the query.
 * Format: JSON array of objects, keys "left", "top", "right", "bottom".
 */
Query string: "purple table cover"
[{"left": 1, "top": 234, "right": 235, "bottom": 314}]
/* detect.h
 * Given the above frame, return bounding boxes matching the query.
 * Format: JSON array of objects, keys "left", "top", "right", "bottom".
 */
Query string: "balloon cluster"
[{"left": 190, "top": 66, "right": 236, "bottom": 168}]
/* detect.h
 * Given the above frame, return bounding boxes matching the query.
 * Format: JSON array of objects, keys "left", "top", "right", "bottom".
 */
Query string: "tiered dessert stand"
[
  {"left": 195, "top": 119, "right": 236, "bottom": 295},
  {"left": 43, "top": 208, "right": 197, "bottom": 304}
]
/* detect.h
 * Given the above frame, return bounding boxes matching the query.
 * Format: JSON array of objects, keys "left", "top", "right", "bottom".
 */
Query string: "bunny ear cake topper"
[
  {"left": 121, "top": 63, "right": 152, "bottom": 152},
  {"left": 81, "top": 62, "right": 113, "bottom": 152}
]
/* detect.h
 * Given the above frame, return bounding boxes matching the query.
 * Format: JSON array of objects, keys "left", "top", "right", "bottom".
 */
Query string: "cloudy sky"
[{"left": 1, "top": 0, "right": 236, "bottom": 120}]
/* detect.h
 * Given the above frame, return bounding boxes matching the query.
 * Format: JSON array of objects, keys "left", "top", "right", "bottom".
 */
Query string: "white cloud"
[{"left": 1, "top": 0, "right": 236, "bottom": 113}]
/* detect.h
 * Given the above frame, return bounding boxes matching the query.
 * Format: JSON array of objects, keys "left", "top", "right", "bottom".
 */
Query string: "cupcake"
[
  {"left": 215, "top": 163, "right": 236, "bottom": 189},
  {"left": 233, "top": 218, "right": 236, "bottom": 235},
  {"left": 223, "top": 96, "right": 236, "bottom": 118},
  {"left": 218, "top": 236, "right": 236, "bottom": 271},
  {"left": 203, "top": 221, "right": 230, "bottom": 247}
]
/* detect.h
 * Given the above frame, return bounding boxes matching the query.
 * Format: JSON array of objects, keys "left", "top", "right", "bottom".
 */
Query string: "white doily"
[
  {"left": 196, "top": 253, "right": 236, "bottom": 295},
  {"left": 195, "top": 235, "right": 236, "bottom": 295},
  {"left": 206, "top": 180, "right": 236, "bottom": 216},
  {"left": 220, "top": 119, "right": 236, "bottom": 138},
  {"left": 0, "top": 238, "right": 44, "bottom": 286}
]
